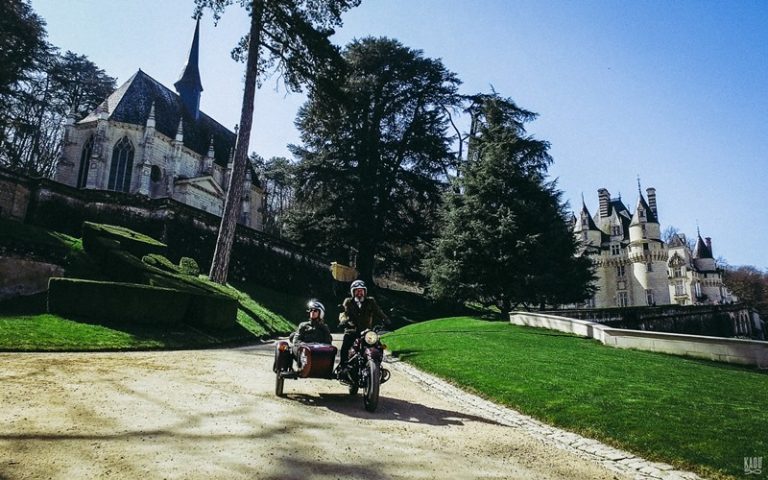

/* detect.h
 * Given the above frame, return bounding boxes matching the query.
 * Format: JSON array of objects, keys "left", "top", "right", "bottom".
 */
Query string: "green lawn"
[
  {"left": 383, "top": 317, "right": 768, "bottom": 480},
  {"left": 0, "top": 314, "right": 209, "bottom": 351}
]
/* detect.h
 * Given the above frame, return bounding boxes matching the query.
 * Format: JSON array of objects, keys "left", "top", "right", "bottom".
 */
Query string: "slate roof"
[
  {"left": 79, "top": 70, "right": 235, "bottom": 168},
  {"left": 693, "top": 235, "right": 713, "bottom": 259}
]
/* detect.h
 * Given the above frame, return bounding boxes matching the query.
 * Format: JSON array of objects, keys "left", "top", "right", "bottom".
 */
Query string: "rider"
[
  {"left": 337, "top": 280, "right": 389, "bottom": 375},
  {"left": 290, "top": 299, "right": 333, "bottom": 363}
]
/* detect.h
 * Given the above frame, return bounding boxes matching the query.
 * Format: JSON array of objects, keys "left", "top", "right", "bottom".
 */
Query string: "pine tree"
[{"left": 424, "top": 93, "right": 595, "bottom": 312}]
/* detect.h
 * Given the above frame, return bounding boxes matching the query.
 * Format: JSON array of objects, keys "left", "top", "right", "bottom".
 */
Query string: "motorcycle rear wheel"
[
  {"left": 275, "top": 373, "right": 285, "bottom": 397},
  {"left": 363, "top": 359, "right": 380, "bottom": 412}
]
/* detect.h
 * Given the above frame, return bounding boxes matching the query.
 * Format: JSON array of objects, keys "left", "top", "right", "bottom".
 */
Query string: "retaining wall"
[{"left": 510, "top": 311, "right": 768, "bottom": 369}]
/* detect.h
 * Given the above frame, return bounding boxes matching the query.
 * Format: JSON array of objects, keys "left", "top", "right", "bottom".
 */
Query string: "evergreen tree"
[
  {"left": 286, "top": 37, "right": 461, "bottom": 283},
  {"left": 424, "top": 93, "right": 595, "bottom": 312}
]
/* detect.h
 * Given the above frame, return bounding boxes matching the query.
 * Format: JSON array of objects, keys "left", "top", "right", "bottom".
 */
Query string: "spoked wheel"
[
  {"left": 363, "top": 359, "right": 381, "bottom": 412},
  {"left": 275, "top": 373, "right": 285, "bottom": 397}
]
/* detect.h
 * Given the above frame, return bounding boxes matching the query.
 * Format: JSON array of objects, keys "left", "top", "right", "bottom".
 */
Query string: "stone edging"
[{"left": 386, "top": 357, "right": 702, "bottom": 480}]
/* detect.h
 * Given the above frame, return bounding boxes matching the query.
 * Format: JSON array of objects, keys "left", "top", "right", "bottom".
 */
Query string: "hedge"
[
  {"left": 47, "top": 277, "right": 238, "bottom": 329},
  {"left": 48, "top": 278, "right": 189, "bottom": 326},
  {"left": 82, "top": 221, "right": 166, "bottom": 259}
]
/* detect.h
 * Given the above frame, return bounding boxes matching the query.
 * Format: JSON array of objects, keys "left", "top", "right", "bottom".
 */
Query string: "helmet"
[
  {"left": 306, "top": 299, "right": 325, "bottom": 320},
  {"left": 350, "top": 280, "right": 367, "bottom": 296}
]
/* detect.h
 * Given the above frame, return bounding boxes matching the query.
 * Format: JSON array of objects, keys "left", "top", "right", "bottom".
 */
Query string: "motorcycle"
[{"left": 272, "top": 327, "right": 391, "bottom": 412}]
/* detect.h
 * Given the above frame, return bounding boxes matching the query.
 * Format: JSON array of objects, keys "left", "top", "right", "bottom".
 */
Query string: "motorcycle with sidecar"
[{"left": 272, "top": 327, "right": 391, "bottom": 412}]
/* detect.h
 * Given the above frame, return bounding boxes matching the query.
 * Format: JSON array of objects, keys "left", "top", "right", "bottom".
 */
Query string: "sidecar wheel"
[
  {"left": 275, "top": 373, "right": 285, "bottom": 397},
  {"left": 363, "top": 360, "right": 380, "bottom": 412}
]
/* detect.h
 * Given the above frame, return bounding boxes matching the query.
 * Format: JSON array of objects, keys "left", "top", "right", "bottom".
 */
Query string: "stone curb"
[{"left": 385, "top": 357, "right": 703, "bottom": 480}]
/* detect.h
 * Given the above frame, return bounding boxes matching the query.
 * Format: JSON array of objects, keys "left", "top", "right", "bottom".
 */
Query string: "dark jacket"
[
  {"left": 339, "top": 296, "right": 387, "bottom": 333},
  {"left": 290, "top": 320, "right": 332, "bottom": 345}
]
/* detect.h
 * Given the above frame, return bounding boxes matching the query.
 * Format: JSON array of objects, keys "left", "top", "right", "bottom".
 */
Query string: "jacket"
[
  {"left": 339, "top": 296, "right": 387, "bottom": 333},
  {"left": 291, "top": 320, "right": 332, "bottom": 345}
]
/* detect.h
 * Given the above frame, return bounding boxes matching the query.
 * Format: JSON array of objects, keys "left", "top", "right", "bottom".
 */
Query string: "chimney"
[
  {"left": 646, "top": 187, "right": 657, "bottom": 218},
  {"left": 598, "top": 188, "right": 610, "bottom": 217}
]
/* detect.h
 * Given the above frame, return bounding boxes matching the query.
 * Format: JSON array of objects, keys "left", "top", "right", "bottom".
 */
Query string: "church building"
[
  {"left": 54, "top": 20, "right": 264, "bottom": 230},
  {"left": 574, "top": 186, "right": 733, "bottom": 308}
]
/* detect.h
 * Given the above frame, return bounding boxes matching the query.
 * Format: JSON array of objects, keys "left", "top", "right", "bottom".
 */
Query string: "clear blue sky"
[{"left": 31, "top": 0, "right": 768, "bottom": 269}]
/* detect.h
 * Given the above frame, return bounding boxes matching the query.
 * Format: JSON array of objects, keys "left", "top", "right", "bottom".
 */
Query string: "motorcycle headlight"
[{"left": 364, "top": 331, "right": 379, "bottom": 346}]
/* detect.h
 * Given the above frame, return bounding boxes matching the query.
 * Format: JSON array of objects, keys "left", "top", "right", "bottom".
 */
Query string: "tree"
[
  {"left": 252, "top": 154, "right": 296, "bottom": 236},
  {"left": 193, "top": 0, "right": 361, "bottom": 284},
  {"left": 0, "top": 0, "right": 48, "bottom": 98},
  {"left": 424, "top": 93, "right": 595, "bottom": 312},
  {"left": 0, "top": 50, "right": 116, "bottom": 177},
  {"left": 724, "top": 265, "right": 768, "bottom": 316},
  {"left": 286, "top": 37, "right": 461, "bottom": 283}
]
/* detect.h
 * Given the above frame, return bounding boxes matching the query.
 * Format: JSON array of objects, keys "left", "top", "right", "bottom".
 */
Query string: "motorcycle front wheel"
[{"left": 363, "top": 359, "right": 380, "bottom": 412}]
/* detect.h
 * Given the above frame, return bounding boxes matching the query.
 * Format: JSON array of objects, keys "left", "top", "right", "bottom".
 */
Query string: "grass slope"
[
  {"left": 383, "top": 317, "right": 768, "bottom": 480},
  {"left": 0, "top": 218, "right": 299, "bottom": 349}
]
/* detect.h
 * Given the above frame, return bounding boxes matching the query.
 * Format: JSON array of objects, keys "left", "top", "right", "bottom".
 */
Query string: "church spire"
[{"left": 174, "top": 18, "right": 204, "bottom": 120}]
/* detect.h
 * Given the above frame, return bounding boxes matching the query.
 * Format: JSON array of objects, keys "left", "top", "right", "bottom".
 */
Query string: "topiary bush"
[{"left": 178, "top": 257, "right": 200, "bottom": 276}]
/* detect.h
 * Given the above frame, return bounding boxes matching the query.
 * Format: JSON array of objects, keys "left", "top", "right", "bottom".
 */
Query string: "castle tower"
[
  {"left": 628, "top": 187, "right": 668, "bottom": 305},
  {"left": 174, "top": 18, "right": 204, "bottom": 120},
  {"left": 574, "top": 199, "right": 602, "bottom": 248}
]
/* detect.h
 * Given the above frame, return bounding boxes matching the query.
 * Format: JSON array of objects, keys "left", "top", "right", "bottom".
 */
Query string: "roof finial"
[
  {"left": 637, "top": 175, "right": 642, "bottom": 196},
  {"left": 581, "top": 192, "right": 585, "bottom": 206}
]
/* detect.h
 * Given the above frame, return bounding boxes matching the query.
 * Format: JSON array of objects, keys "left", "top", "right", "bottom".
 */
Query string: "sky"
[{"left": 30, "top": 0, "right": 768, "bottom": 269}]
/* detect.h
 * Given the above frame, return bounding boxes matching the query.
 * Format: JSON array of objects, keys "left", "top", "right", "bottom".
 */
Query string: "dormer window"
[{"left": 611, "top": 225, "right": 621, "bottom": 236}]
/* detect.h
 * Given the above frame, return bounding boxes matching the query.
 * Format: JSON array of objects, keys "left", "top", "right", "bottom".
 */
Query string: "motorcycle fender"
[
  {"left": 365, "top": 347, "right": 383, "bottom": 363},
  {"left": 273, "top": 340, "right": 292, "bottom": 372}
]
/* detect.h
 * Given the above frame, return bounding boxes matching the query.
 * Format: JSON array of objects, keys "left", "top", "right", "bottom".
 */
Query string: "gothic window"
[
  {"left": 675, "top": 281, "right": 685, "bottom": 296},
  {"left": 639, "top": 208, "right": 645, "bottom": 218},
  {"left": 108, "top": 137, "right": 135, "bottom": 192},
  {"left": 616, "top": 265, "right": 625, "bottom": 278},
  {"left": 610, "top": 244, "right": 620, "bottom": 255},
  {"left": 673, "top": 266, "right": 682, "bottom": 277},
  {"left": 646, "top": 289, "right": 655, "bottom": 306},
  {"left": 76, "top": 135, "right": 95, "bottom": 188},
  {"left": 611, "top": 225, "right": 621, "bottom": 236},
  {"left": 646, "top": 262, "right": 653, "bottom": 272}
]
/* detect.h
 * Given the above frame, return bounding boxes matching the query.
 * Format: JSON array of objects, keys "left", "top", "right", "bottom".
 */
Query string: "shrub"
[
  {"left": 143, "top": 254, "right": 181, "bottom": 274},
  {"left": 82, "top": 221, "right": 166, "bottom": 259},
  {"left": 47, "top": 278, "right": 189, "bottom": 325},
  {"left": 178, "top": 257, "right": 200, "bottom": 276}
]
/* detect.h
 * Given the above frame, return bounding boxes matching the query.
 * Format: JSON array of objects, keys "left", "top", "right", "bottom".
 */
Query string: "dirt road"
[{"left": 0, "top": 340, "right": 629, "bottom": 480}]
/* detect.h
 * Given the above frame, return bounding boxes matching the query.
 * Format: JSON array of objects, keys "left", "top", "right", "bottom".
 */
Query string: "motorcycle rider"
[
  {"left": 337, "top": 280, "right": 389, "bottom": 377},
  {"left": 290, "top": 300, "right": 333, "bottom": 364}
]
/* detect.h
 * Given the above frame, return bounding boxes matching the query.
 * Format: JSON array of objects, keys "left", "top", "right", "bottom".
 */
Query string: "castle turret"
[
  {"left": 174, "top": 19, "right": 203, "bottom": 120},
  {"left": 574, "top": 200, "right": 602, "bottom": 248}
]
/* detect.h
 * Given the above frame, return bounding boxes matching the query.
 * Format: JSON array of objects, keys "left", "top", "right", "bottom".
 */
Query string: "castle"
[
  {"left": 54, "top": 20, "right": 264, "bottom": 230},
  {"left": 574, "top": 186, "right": 733, "bottom": 308}
]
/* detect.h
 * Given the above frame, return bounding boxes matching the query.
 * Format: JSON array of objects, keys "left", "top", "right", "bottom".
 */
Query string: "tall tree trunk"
[{"left": 209, "top": 1, "right": 264, "bottom": 284}]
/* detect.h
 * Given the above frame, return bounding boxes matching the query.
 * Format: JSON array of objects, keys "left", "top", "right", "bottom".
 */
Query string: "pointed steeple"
[{"left": 174, "top": 18, "right": 204, "bottom": 119}]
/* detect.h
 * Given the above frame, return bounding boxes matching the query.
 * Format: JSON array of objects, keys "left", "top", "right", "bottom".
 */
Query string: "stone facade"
[
  {"left": 53, "top": 20, "right": 264, "bottom": 231},
  {"left": 574, "top": 186, "right": 733, "bottom": 308}
]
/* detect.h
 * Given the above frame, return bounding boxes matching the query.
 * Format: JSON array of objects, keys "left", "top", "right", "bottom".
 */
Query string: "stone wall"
[
  {"left": 0, "top": 167, "right": 336, "bottom": 299},
  {"left": 510, "top": 311, "right": 768, "bottom": 369},
  {"left": 546, "top": 304, "right": 755, "bottom": 339}
]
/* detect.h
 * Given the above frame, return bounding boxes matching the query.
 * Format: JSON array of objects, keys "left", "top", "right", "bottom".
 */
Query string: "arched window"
[
  {"left": 76, "top": 136, "right": 95, "bottom": 188},
  {"left": 108, "top": 137, "right": 134, "bottom": 192}
]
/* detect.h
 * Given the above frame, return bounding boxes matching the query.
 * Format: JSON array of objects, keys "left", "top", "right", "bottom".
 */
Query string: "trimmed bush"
[
  {"left": 48, "top": 277, "right": 189, "bottom": 325},
  {"left": 178, "top": 257, "right": 200, "bottom": 276},
  {"left": 143, "top": 254, "right": 181, "bottom": 274},
  {"left": 186, "top": 293, "right": 238, "bottom": 329},
  {"left": 82, "top": 221, "right": 166, "bottom": 259}
]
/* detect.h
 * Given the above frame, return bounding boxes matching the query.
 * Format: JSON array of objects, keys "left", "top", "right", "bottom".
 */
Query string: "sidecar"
[{"left": 273, "top": 340, "right": 337, "bottom": 396}]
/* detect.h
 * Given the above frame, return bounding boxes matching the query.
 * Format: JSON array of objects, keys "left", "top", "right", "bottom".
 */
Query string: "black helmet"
[
  {"left": 350, "top": 280, "right": 367, "bottom": 296},
  {"left": 306, "top": 299, "right": 325, "bottom": 320}
]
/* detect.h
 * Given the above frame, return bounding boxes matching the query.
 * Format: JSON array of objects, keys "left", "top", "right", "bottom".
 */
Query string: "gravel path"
[{"left": 0, "top": 339, "right": 700, "bottom": 480}]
